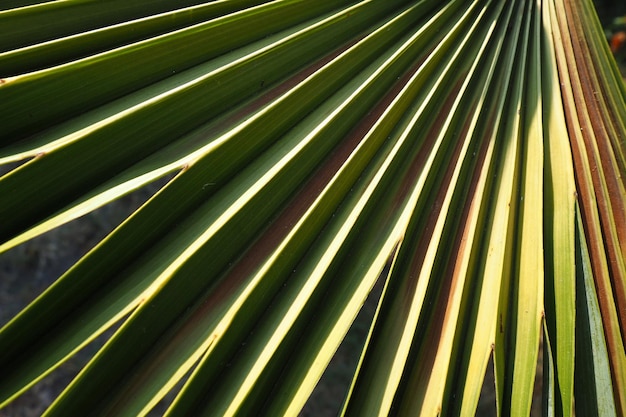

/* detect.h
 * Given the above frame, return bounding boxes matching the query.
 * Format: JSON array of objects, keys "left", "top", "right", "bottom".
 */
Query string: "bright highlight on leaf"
[{"left": 0, "top": 0, "right": 624, "bottom": 416}]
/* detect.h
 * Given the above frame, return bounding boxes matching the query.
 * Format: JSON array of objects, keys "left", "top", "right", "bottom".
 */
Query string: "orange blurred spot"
[{"left": 611, "top": 31, "right": 626, "bottom": 53}]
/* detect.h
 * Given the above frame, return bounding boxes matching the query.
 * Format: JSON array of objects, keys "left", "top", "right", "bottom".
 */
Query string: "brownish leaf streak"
[
  {"left": 436, "top": 99, "right": 481, "bottom": 330},
  {"left": 445, "top": 96, "right": 498, "bottom": 285},
  {"left": 391, "top": 82, "right": 478, "bottom": 412},
  {"left": 566, "top": 1, "right": 626, "bottom": 264},
  {"left": 576, "top": 4, "right": 626, "bottom": 192},
  {"left": 440, "top": 93, "right": 503, "bottom": 381},
  {"left": 562, "top": 0, "right": 626, "bottom": 343},
  {"left": 554, "top": 0, "right": 610, "bottom": 321},
  {"left": 389, "top": 74, "right": 465, "bottom": 320},
  {"left": 424, "top": 111, "right": 477, "bottom": 325},
  {"left": 555, "top": 1, "right": 626, "bottom": 414},
  {"left": 589, "top": 62, "right": 626, "bottom": 194}
]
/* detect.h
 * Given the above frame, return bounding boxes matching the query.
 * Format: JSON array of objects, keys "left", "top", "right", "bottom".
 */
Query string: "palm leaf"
[{"left": 0, "top": 0, "right": 624, "bottom": 416}]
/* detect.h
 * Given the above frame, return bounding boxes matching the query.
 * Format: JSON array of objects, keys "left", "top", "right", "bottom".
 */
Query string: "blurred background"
[{"left": 596, "top": 0, "right": 626, "bottom": 75}]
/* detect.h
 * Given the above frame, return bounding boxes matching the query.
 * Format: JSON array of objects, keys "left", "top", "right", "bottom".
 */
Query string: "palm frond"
[{"left": 0, "top": 0, "right": 624, "bottom": 416}]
